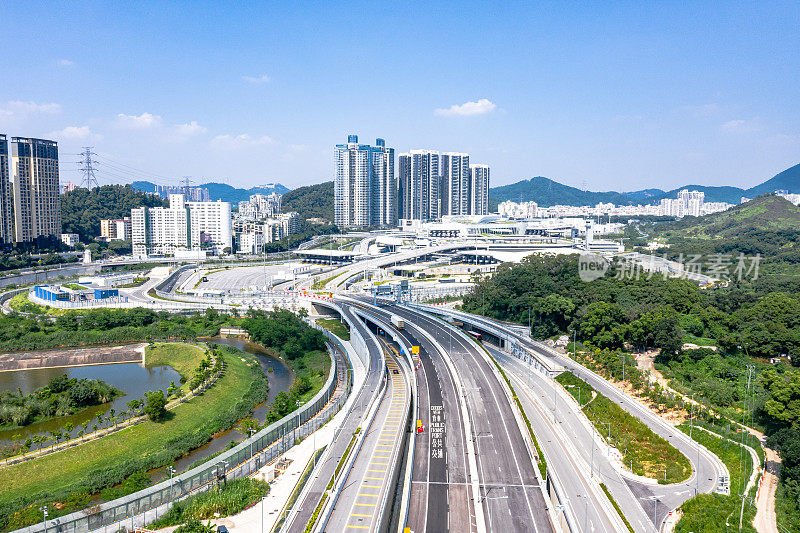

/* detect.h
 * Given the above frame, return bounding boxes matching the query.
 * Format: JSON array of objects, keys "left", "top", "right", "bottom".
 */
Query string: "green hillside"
[
  {"left": 658, "top": 194, "right": 800, "bottom": 239},
  {"left": 281, "top": 181, "right": 334, "bottom": 222},
  {"left": 649, "top": 194, "right": 800, "bottom": 280},
  {"left": 62, "top": 185, "right": 167, "bottom": 241}
]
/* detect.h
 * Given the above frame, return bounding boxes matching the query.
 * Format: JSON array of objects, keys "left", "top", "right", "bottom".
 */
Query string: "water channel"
[{"left": 0, "top": 338, "right": 293, "bottom": 472}]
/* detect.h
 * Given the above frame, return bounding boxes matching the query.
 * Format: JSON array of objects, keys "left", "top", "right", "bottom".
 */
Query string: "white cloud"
[
  {"left": 721, "top": 118, "right": 762, "bottom": 134},
  {"left": 435, "top": 98, "right": 496, "bottom": 117},
  {"left": 210, "top": 133, "right": 274, "bottom": 149},
  {"left": 173, "top": 121, "right": 208, "bottom": 138},
  {"left": 116, "top": 112, "right": 163, "bottom": 129},
  {"left": 242, "top": 74, "right": 270, "bottom": 84},
  {"left": 49, "top": 125, "right": 101, "bottom": 141},
  {"left": 0, "top": 100, "right": 62, "bottom": 117},
  {"left": 58, "top": 59, "right": 75, "bottom": 67}
]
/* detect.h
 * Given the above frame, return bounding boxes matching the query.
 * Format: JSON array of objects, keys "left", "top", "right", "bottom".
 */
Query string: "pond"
[
  {"left": 0, "top": 339, "right": 294, "bottom": 480},
  {"left": 0, "top": 362, "right": 181, "bottom": 444}
]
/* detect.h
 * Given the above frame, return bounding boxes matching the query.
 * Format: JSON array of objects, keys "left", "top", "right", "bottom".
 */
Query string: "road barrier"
[{"left": 12, "top": 332, "right": 350, "bottom": 533}]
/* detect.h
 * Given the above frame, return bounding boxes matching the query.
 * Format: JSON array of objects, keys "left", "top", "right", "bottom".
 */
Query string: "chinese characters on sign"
[{"left": 430, "top": 405, "right": 445, "bottom": 460}]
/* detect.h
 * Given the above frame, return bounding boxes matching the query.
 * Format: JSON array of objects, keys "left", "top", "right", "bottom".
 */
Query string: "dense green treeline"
[
  {"left": 61, "top": 185, "right": 166, "bottom": 242},
  {"left": 0, "top": 307, "right": 237, "bottom": 353}
]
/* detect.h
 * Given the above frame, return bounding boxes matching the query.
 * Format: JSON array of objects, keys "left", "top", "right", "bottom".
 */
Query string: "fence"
[{"left": 12, "top": 331, "right": 350, "bottom": 533}]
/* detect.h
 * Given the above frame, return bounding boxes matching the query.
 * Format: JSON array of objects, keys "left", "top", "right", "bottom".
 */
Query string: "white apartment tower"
[
  {"left": 441, "top": 152, "right": 470, "bottom": 216},
  {"left": 132, "top": 194, "right": 232, "bottom": 257},
  {"left": 10, "top": 137, "right": 61, "bottom": 243},
  {"left": 469, "top": 164, "right": 490, "bottom": 215},
  {"left": 398, "top": 150, "right": 441, "bottom": 221},
  {"left": 334, "top": 135, "right": 396, "bottom": 227}
]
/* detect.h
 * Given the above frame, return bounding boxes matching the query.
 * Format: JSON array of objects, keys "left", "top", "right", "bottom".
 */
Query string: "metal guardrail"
[{"left": 12, "top": 335, "right": 348, "bottom": 533}]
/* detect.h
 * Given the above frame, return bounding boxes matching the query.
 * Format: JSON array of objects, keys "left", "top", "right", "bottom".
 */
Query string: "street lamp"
[
  {"left": 40, "top": 505, "right": 48, "bottom": 533},
  {"left": 167, "top": 465, "right": 176, "bottom": 498}
]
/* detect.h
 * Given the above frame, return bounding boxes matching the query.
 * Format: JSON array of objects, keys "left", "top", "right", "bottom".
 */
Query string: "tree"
[
  {"left": 761, "top": 367, "right": 800, "bottom": 430},
  {"left": 144, "top": 390, "right": 168, "bottom": 421},
  {"left": 580, "top": 302, "right": 626, "bottom": 349}
]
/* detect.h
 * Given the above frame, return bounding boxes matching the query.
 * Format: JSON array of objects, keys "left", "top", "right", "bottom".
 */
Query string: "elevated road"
[
  {"left": 380, "top": 302, "right": 556, "bottom": 533},
  {"left": 284, "top": 305, "right": 385, "bottom": 533},
  {"left": 325, "top": 349, "right": 410, "bottom": 532},
  {"left": 356, "top": 304, "right": 476, "bottom": 533}
]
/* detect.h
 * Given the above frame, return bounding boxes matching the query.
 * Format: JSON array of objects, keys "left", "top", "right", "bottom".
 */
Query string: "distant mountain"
[
  {"left": 490, "top": 162, "right": 800, "bottom": 208},
  {"left": 746, "top": 162, "right": 800, "bottom": 197},
  {"left": 489, "top": 176, "right": 634, "bottom": 209},
  {"left": 282, "top": 181, "right": 334, "bottom": 222},
  {"left": 130, "top": 181, "right": 291, "bottom": 204},
  {"left": 623, "top": 189, "right": 665, "bottom": 202}
]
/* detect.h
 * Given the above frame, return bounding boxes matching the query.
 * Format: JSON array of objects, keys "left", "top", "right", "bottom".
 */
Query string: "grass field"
[
  {"left": 674, "top": 424, "right": 757, "bottom": 533},
  {"left": 315, "top": 318, "right": 350, "bottom": 341},
  {"left": 291, "top": 349, "right": 330, "bottom": 404},
  {"left": 0, "top": 344, "right": 265, "bottom": 524},
  {"left": 8, "top": 292, "right": 65, "bottom": 315},
  {"left": 556, "top": 371, "right": 692, "bottom": 483},
  {"left": 145, "top": 342, "right": 207, "bottom": 381}
]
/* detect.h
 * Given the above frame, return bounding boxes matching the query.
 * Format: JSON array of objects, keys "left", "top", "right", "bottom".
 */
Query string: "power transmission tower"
[
  {"left": 181, "top": 176, "right": 194, "bottom": 198},
  {"left": 78, "top": 147, "right": 99, "bottom": 189}
]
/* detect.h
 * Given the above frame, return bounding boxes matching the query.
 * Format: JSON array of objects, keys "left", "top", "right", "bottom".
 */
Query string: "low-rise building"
[
  {"left": 60, "top": 233, "right": 79, "bottom": 247},
  {"left": 100, "top": 218, "right": 132, "bottom": 241}
]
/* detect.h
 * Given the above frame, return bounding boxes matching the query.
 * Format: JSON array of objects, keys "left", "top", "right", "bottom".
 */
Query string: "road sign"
[{"left": 412, "top": 345, "right": 419, "bottom": 354}]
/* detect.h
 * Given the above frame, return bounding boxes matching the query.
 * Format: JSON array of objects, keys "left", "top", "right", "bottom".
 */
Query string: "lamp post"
[
  {"left": 40, "top": 505, "right": 48, "bottom": 533},
  {"left": 168, "top": 465, "right": 175, "bottom": 498},
  {"left": 249, "top": 428, "right": 257, "bottom": 464}
]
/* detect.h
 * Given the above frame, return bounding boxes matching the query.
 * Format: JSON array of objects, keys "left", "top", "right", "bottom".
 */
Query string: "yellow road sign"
[{"left": 411, "top": 345, "right": 419, "bottom": 354}]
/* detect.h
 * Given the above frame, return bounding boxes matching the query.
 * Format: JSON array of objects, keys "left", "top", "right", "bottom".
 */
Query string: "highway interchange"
[{"left": 109, "top": 250, "right": 734, "bottom": 532}]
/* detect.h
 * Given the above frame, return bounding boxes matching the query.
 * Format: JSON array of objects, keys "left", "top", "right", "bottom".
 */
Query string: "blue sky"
[{"left": 1, "top": 1, "right": 798, "bottom": 192}]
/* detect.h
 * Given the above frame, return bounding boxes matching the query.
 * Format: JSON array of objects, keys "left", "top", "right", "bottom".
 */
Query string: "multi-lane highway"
[
  {"left": 377, "top": 302, "right": 556, "bottom": 533},
  {"left": 358, "top": 304, "right": 477, "bottom": 533}
]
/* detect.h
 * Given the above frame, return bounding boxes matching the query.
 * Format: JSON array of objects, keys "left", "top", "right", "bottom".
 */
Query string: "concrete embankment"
[{"left": 0, "top": 343, "right": 147, "bottom": 372}]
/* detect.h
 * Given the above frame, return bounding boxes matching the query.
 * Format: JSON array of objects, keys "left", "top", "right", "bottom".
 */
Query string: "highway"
[
  {"left": 325, "top": 348, "right": 409, "bottom": 532},
  {"left": 357, "top": 305, "right": 476, "bottom": 533},
  {"left": 384, "top": 302, "right": 555, "bottom": 533},
  {"left": 284, "top": 304, "right": 386, "bottom": 533},
  {"left": 430, "top": 306, "right": 729, "bottom": 531}
]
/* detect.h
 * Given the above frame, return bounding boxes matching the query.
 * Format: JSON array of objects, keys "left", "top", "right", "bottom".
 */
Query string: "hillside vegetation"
[
  {"left": 62, "top": 185, "right": 166, "bottom": 241},
  {"left": 281, "top": 181, "right": 334, "bottom": 222},
  {"left": 648, "top": 194, "right": 800, "bottom": 279}
]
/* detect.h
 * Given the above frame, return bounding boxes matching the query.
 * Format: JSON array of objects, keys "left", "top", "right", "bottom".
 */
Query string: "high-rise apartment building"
[
  {"left": 398, "top": 150, "right": 440, "bottom": 221},
  {"left": 441, "top": 152, "right": 470, "bottom": 216},
  {"left": 469, "top": 164, "right": 490, "bottom": 215},
  {"left": 10, "top": 137, "right": 61, "bottom": 243},
  {"left": 132, "top": 194, "right": 231, "bottom": 257},
  {"left": 0, "top": 135, "right": 12, "bottom": 246},
  {"left": 154, "top": 184, "right": 211, "bottom": 202},
  {"left": 334, "top": 135, "right": 395, "bottom": 227}
]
